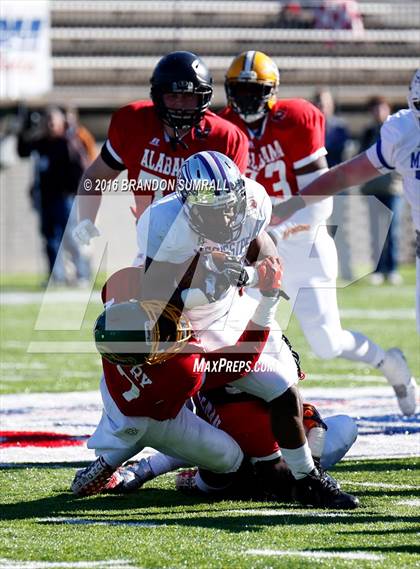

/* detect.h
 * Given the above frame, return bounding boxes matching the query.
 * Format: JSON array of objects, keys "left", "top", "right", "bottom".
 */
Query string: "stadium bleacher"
[{"left": 49, "top": 0, "right": 420, "bottom": 108}]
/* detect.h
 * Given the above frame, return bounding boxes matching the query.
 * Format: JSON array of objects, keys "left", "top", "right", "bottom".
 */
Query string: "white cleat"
[{"left": 378, "top": 348, "right": 418, "bottom": 415}]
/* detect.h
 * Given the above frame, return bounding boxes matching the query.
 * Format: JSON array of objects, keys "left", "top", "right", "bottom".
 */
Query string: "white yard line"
[
  {"left": 397, "top": 499, "right": 420, "bottom": 507},
  {"left": 0, "top": 560, "right": 137, "bottom": 569},
  {"left": 342, "top": 481, "right": 420, "bottom": 490},
  {"left": 246, "top": 549, "right": 383, "bottom": 560},
  {"left": 1, "top": 291, "right": 415, "bottom": 320},
  {"left": 308, "top": 374, "right": 385, "bottom": 382},
  {"left": 38, "top": 517, "right": 162, "bottom": 528},
  {"left": 0, "top": 291, "right": 101, "bottom": 305},
  {"left": 0, "top": 362, "right": 47, "bottom": 370},
  {"left": 230, "top": 509, "right": 350, "bottom": 517},
  {"left": 340, "top": 308, "right": 415, "bottom": 320}
]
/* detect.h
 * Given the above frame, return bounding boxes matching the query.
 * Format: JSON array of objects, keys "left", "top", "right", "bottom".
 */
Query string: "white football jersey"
[
  {"left": 366, "top": 109, "right": 420, "bottom": 231},
  {"left": 136, "top": 177, "right": 272, "bottom": 333}
]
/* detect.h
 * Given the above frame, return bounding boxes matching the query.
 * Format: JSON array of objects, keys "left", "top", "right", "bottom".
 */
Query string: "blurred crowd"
[
  {"left": 1, "top": 87, "right": 404, "bottom": 288},
  {"left": 14, "top": 105, "right": 97, "bottom": 286}
]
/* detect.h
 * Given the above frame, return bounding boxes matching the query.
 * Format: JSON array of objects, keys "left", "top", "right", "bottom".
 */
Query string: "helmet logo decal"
[{"left": 171, "top": 80, "right": 194, "bottom": 93}]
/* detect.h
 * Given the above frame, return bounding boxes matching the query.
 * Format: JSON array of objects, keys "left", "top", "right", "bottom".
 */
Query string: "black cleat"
[{"left": 294, "top": 468, "right": 359, "bottom": 509}]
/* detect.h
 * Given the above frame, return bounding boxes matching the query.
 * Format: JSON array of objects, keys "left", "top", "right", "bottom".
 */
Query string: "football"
[{"left": 176, "top": 251, "right": 232, "bottom": 301}]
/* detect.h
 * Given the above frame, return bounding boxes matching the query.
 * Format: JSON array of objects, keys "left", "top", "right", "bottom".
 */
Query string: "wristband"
[{"left": 251, "top": 295, "right": 280, "bottom": 328}]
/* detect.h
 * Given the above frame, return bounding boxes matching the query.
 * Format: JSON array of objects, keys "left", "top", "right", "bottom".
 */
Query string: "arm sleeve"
[
  {"left": 100, "top": 107, "right": 128, "bottom": 171},
  {"left": 203, "top": 321, "right": 270, "bottom": 389},
  {"left": 365, "top": 119, "right": 396, "bottom": 175},
  {"left": 292, "top": 103, "right": 327, "bottom": 170}
]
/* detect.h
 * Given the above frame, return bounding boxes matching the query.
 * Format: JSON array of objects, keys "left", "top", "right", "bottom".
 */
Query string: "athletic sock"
[
  {"left": 280, "top": 442, "right": 315, "bottom": 480},
  {"left": 148, "top": 452, "right": 188, "bottom": 477}
]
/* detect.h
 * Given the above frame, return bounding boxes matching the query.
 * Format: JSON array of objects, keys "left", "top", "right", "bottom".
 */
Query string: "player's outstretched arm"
[
  {"left": 300, "top": 152, "right": 381, "bottom": 202},
  {"left": 272, "top": 152, "right": 381, "bottom": 222}
]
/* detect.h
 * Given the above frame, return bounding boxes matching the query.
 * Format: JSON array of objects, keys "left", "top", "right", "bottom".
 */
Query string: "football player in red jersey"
[
  {"left": 72, "top": 51, "right": 249, "bottom": 246},
  {"left": 71, "top": 264, "right": 358, "bottom": 508},
  {"left": 220, "top": 51, "right": 415, "bottom": 416},
  {"left": 70, "top": 263, "right": 272, "bottom": 497}
]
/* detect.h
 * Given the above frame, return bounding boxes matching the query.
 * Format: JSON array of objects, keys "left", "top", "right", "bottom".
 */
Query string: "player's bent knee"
[
  {"left": 305, "top": 326, "right": 343, "bottom": 360},
  {"left": 321, "top": 415, "right": 358, "bottom": 469},
  {"left": 208, "top": 444, "right": 244, "bottom": 474}
]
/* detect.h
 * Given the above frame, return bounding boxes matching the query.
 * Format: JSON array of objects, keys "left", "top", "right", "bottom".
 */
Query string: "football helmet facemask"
[
  {"left": 150, "top": 51, "right": 213, "bottom": 132},
  {"left": 408, "top": 68, "right": 420, "bottom": 126},
  {"left": 176, "top": 150, "right": 247, "bottom": 244},
  {"left": 225, "top": 51, "right": 280, "bottom": 123},
  {"left": 94, "top": 300, "right": 192, "bottom": 367}
]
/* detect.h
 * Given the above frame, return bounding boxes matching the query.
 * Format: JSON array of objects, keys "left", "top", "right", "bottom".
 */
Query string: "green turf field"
[
  {"left": 1, "top": 268, "right": 419, "bottom": 568},
  {"left": 0, "top": 459, "right": 419, "bottom": 568},
  {"left": 1, "top": 266, "right": 419, "bottom": 394}
]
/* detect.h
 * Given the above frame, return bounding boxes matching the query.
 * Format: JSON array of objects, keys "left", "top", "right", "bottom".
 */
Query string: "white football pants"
[
  {"left": 267, "top": 223, "right": 384, "bottom": 365},
  {"left": 88, "top": 376, "right": 243, "bottom": 473}
]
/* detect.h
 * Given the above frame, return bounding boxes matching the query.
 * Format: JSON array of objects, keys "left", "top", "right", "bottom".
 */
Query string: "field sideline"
[{"left": 0, "top": 268, "right": 419, "bottom": 568}]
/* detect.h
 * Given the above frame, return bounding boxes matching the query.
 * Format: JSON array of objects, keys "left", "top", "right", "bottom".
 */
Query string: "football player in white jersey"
[
  {"left": 273, "top": 69, "right": 420, "bottom": 414},
  {"left": 135, "top": 150, "right": 358, "bottom": 508},
  {"left": 221, "top": 51, "right": 415, "bottom": 418},
  {"left": 136, "top": 150, "right": 297, "bottom": 386}
]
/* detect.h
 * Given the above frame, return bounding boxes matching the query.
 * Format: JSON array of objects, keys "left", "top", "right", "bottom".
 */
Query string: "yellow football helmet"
[{"left": 225, "top": 51, "right": 280, "bottom": 123}]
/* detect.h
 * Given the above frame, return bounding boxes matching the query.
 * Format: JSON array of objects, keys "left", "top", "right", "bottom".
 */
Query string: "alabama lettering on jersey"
[
  {"left": 219, "top": 99, "right": 327, "bottom": 200},
  {"left": 100, "top": 100, "right": 249, "bottom": 208},
  {"left": 366, "top": 109, "right": 420, "bottom": 231}
]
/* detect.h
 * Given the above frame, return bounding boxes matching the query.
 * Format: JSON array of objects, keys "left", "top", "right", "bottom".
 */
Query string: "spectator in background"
[
  {"left": 65, "top": 106, "right": 97, "bottom": 164},
  {"left": 313, "top": 0, "right": 364, "bottom": 33},
  {"left": 17, "top": 106, "right": 92, "bottom": 286},
  {"left": 314, "top": 88, "right": 354, "bottom": 281},
  {"left": 360, "top": 96, "right": 403, "bottom": 285}
]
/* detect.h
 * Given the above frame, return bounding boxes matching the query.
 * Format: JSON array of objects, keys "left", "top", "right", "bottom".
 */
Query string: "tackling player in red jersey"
[
  {"left": 69, "top": 260, "right": 273, "bottom": 497},
  {"left": 220, "top": 50, "right": 415, "bottom": 416},
  {"left": 71, "top": 262, "right": 358, "bottom": 509},
  {"left": 73, "top": 51, "right": 248, "bottom": 245}
]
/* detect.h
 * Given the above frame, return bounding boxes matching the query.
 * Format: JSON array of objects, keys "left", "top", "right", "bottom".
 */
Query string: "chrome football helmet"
[
  {"left": 408, "top": 68, "right": 420, "bottom": 126},
  {"left": 176, "top": 151, "right": 247, "bottom": 243}
]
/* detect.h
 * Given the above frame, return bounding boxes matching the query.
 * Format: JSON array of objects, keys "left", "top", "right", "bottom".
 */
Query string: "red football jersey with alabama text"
[
  {"left": 101, "top": 101, "right": 249, "bottom": 215},
  {"left": 219, "top": 99, "right": 326, "bottom": 200}
]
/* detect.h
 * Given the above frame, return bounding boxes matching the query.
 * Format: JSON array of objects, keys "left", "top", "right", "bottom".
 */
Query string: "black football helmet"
[
  {"left": 150, "top": 51, "right": 213, "bottom": 132},
  {"left": 94, "top": 300, "right": 192, "bottom": 367}
]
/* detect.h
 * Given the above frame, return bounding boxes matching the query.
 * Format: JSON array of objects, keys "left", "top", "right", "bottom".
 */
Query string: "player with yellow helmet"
[
  {"left": 220, "top": 51, "right": 416, "bottom": 416},
  {"left": 225, "top": 51, "right": 280, "bottom": 124}
]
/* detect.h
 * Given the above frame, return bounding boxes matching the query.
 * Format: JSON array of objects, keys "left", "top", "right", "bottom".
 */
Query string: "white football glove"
[{"left": 73, "top": 219, "right": 100, "bottom": 246}]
